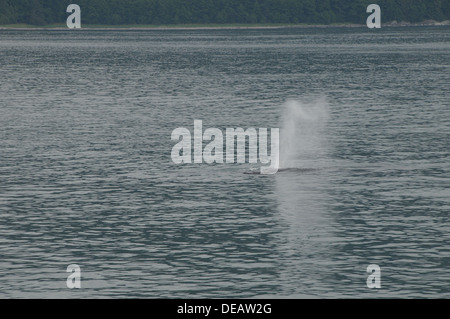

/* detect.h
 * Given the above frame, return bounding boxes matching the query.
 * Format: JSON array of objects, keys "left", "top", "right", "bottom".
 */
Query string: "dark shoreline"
[{"left": 1, "top": 20, "right": 449, "bottom": 31}]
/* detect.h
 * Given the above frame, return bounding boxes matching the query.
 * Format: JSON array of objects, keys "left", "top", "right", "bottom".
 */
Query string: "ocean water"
[{"left": 0, "top": 26, "right": 449, "bottom": 298}]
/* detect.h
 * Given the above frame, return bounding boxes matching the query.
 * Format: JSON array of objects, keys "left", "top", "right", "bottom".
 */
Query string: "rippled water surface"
[{"left": 0, "top": 27, "right": 449, "bottom": 298}]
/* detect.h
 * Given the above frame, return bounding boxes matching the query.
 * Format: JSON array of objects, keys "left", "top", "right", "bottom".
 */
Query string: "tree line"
[{"left": 0, "top": 0, "right": 449, "bottom": 26}]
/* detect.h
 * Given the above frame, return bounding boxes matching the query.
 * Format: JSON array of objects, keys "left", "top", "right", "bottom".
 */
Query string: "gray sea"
[{"left": 0, "top": 26, "right": 449, "bottom": 298}]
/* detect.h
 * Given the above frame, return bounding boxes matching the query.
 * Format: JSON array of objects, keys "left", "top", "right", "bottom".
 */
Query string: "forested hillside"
[{"left": 0, "top": 0, "right": 449, "bottom": 26}]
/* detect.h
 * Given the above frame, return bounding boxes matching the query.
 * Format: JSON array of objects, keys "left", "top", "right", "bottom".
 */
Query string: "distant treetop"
[{"left": 0, "top": 0, "right": 449, "bottom": 26}]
